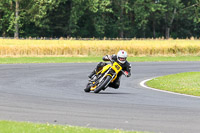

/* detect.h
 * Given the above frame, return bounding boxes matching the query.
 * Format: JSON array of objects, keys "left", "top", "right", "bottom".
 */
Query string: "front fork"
[
  {"left": 90, "top": 68, "right": 112, "bottom": 87},
  {"left": 104, "top": 73, "right": 116, "bottom": 88}
]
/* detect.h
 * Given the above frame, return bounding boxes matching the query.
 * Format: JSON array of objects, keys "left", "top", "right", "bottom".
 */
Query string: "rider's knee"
[
  {"left": 113, "top": 85, "right": 119, "bottom": 89},
  {"left": 109, "top": 82, "right": 120, "bottom": 89},
  {"left": 97, "top": 62, "right": 106, "bottom": 67},
  {"left": 97, "top": 62, "right": 107, "bottom": 71}
]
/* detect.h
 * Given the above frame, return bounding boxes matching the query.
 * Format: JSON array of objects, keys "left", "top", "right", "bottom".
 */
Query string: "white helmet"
[{"left": 117, "top": 50, "right": 127, "bottom": 64}]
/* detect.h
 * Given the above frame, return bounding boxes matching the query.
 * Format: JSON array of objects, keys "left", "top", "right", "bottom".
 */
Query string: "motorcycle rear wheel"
[{"left": 94, "top": 76, "right": 111, "bottom": 93}]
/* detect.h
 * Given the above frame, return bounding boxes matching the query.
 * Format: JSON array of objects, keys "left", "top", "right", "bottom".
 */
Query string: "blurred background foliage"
[{"left": 0, "top": 0, "right": 200, "bottom": 39}]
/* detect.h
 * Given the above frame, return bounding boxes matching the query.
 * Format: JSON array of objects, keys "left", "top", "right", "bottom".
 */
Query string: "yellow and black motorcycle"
[{"left": 84, "top": 58, "right": 125, "bottom": 93}]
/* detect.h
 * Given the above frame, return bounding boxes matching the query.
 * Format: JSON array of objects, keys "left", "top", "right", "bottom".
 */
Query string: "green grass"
[
  {"left": 146, "top": 72, "right": 200, "bottom": 96},
  {"left": 0, "top": 56, "right": 200, "bottom": 64},
  {"left": 0, "top": 121, "right": 148, "bottom": 133}
]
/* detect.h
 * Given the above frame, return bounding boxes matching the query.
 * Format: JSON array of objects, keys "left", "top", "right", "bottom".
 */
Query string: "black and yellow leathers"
[
  {"left": 84, "top": 55, "right": 131, "bottom": 93},
  {"left": 88, "top": 54, "right": 131, "bottom": 87}
]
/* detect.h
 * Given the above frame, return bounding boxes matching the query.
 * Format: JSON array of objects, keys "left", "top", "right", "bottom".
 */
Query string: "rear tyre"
[{"left": 94, "top": 76, "right": 112, "bottom": 93}]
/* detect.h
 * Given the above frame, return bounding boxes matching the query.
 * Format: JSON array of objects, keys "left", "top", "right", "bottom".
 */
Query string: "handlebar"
[{"left": 107, "top": 55, "right": 114, "bottom": 64}]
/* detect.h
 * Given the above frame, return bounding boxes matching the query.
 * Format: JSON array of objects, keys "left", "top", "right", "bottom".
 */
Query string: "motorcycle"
[{"left": 84, "top": 57, "right": 126, "bottom": 93}]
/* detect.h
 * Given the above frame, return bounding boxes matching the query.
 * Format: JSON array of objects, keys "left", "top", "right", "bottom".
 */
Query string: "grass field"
[
  {"left": 0, "top": 121, "right": 149, "bottom": 133},
  {"left": 0, "top": 56, "right": 200, "bottom": 64},
  {"left": 1, "top": 39, "right": 200, "bottom": 57},
  {"left": 146, "top": 72, "right": 200, "bottom": 96}
]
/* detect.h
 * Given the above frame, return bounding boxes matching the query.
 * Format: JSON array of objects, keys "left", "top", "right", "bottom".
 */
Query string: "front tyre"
[
  {"left": 94, "top": 76, "right": 112, "bottom": 93},
  {"left": 84, "top": 83, "right": 91, "bottom": 92}
]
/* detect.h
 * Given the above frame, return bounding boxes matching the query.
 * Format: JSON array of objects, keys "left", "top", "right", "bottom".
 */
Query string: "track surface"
[{"left": 0, "top": 62, "right": 200, "bottom": 133}]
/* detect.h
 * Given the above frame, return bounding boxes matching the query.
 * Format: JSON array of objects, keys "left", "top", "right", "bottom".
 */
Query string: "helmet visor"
[{"left": 119, "top": 57, "right": 126, "bottom": 61}]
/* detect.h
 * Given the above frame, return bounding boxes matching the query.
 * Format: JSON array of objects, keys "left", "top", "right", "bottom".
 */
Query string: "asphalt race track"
[{"left": 0, "top": 62, "right": 200, "bottom": 133}]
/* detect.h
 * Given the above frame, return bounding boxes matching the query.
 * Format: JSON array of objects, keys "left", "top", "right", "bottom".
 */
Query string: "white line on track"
[{"left": 140, "top": 78, "right": 200, "bottom": 99}]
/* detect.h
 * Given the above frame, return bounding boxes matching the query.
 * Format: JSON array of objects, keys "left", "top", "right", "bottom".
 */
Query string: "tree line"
[{"left": 0, "top": 0, "right": 200, "bottom": 39}]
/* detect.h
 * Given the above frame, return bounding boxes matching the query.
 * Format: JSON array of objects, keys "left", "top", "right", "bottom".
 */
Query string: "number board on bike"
[{"left": 112, "top": 62, "right": 122, "bottom": 73}]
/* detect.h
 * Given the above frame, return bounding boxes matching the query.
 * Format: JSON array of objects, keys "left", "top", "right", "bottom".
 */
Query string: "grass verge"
[
  {"left": 146, "top": 72, "right": 200, "bottom": 96},
  {"left": 0, "top": 121, "right": 149, "bottom": 133},
  {"left": 0, "top": 56, "right": 200, "bottom": 64}
]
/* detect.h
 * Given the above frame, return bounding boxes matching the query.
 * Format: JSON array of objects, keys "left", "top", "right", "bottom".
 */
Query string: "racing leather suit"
[{"left": 89, "top": 54, "right": 131, "bottom": 89}]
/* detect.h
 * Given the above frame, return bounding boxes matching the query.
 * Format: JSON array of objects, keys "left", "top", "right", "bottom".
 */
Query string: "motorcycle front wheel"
[
  {"left": 84, "top": 83, "right": 91, "bottom": 92},
  {"left": 94, "top": 75, "right": 112, "bottom": 93}
]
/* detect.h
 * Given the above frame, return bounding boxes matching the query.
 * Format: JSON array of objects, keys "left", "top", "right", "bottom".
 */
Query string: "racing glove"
[{"left": 124, "top": 71, "right": 131, "bottom": 77}]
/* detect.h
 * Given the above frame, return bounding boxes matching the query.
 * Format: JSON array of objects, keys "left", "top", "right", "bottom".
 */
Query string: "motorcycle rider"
[{"left": 88, "top": 50, "right": 131, "bottom": 89}]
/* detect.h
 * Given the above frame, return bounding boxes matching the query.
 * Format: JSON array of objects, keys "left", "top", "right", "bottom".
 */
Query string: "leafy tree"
[
  {"left": 1, "top": 0, "right": 200, "bottom": 38},
  {"left": 110, "top": 0, "right": 132, "bottom": 38},
  {"left": 79, "top": 0, "right": 112, "bottom": 37},
  {"left": 0, "top": 0, "right": 14, "bottom": 37}
]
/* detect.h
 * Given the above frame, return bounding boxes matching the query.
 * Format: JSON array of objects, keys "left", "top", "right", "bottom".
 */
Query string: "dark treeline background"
[{"left": 0, "top": 0, "right": 200, "bottom": 39}]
